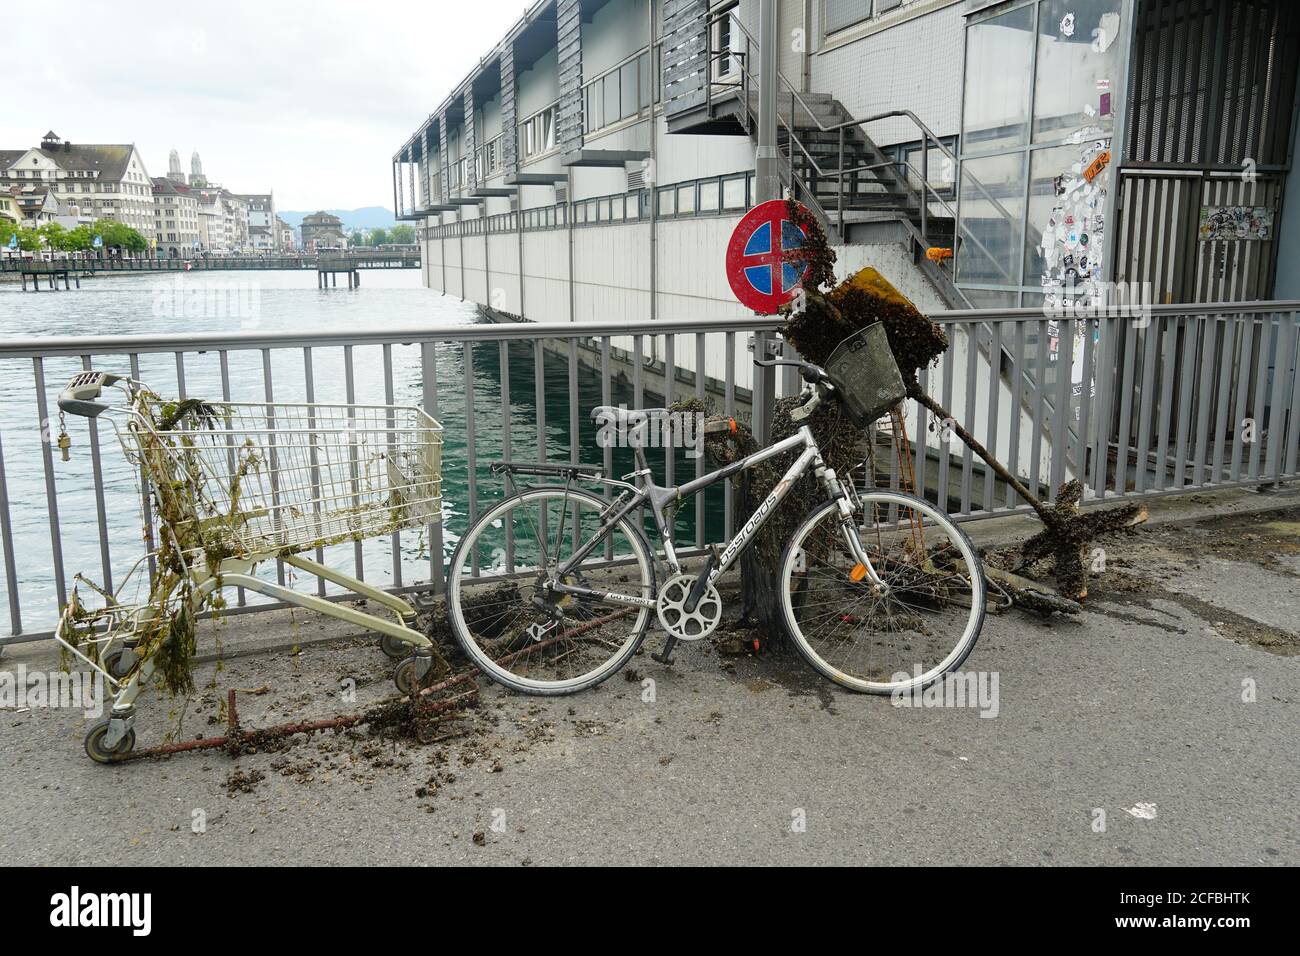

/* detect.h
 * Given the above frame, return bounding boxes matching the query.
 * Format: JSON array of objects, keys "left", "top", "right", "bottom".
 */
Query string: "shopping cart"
[{"left": 54, "top": 371, "right": 444, "bottom": 762}]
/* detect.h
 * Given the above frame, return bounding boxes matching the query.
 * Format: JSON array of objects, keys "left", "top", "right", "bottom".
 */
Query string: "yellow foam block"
[{"left": 836, "top": 267, "right": 919, "bottom": 313}]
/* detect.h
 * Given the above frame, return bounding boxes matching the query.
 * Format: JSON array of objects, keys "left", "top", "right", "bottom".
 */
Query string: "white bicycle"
[{"left": 446, "top": 326, "right": 985, "bottom": 696}]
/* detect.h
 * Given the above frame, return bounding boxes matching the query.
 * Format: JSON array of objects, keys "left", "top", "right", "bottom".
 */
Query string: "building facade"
[
  {"left": 191, "top": 186, "right": 249, "bottom": 253},
  {"left": 393, "top": 0, "right": 1300, "bottom": 503},
  {"left": 237, "top": 193, "right": 277, "bottom": 251},
  {"left": 396, "top": 0, "right": 1298, "bottom": 318},
  {"left": 152, "top": 177, "right": 202, "bottom": 256},
  {"left": 300, "top": 211, "right": 346, "bottom": 250},
  {"left": 276, "top": 215, "right": 295, "bottom": 251},
  {"left": 0, "top": 131, "right": 154, "bottom": 235}
]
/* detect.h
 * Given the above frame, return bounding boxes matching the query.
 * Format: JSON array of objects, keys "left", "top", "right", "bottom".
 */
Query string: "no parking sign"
[{"left": 725, "top": 199, "right": 810, "bottom": 314}]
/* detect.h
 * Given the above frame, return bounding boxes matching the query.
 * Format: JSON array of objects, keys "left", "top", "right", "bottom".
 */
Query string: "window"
[
  {"left": 519, "top": 103, "right": 558, "bottom": 161},
  {"left": 825, "top": 0, "right": 902, "bottom": 37},
  {"left": 657, "top": 186, "right": 675, "bottom": 217}
]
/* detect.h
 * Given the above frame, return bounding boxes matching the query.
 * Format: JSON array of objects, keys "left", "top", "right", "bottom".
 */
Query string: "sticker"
[
  {"left": 1100, "top": 92, "right": 1112, "bottom": 116},
  {"left": 1198, "top": 205, "right": 1274, "bottom": 241},
  {"left": 1060, "top": 12, "right": 1076, "bottom": 36},
  {"left": 1096, "top": 78, "right": 1111, "bottom": 91},
  {"left": 1083, "top": 149, "right": 1111, "bottom": 183},
  {"left": 1080, "top": 233, "right": 1090, "bottom": 247},
  {"left": 1094, "top": 11, "right": 1120, "bottom": 53}
]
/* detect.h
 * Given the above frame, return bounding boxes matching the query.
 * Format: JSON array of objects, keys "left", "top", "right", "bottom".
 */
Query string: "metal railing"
[
  {"left": 0, "top": 254, "right": 420, "bottom": 272},
  {"left": 0, "top": 303, "right": 1296, "bottom": 644},
  {"left": 420, "top": 170, "right": 756, "bottom": 239}
]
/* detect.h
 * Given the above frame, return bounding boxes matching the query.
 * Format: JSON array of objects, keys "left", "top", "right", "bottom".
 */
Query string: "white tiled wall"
[{"left": 810, "top": 0, "right": 965, "bottom": 146}]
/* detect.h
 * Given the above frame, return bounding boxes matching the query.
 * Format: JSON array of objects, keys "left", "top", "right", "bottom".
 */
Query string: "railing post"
[
  {"left": 837, "top": 126, "right": 845, "bottom": 238},
  {"left": 752, "top": 331, "right": 775, "bottom": 446},
  {"left": 920, "top": 133, "right": 929, "bottom": 244}
]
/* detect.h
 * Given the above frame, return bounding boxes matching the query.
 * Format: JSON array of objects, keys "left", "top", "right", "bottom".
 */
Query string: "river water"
[{"left": 0, "top": 269, "right": 722, "bottom": 635}]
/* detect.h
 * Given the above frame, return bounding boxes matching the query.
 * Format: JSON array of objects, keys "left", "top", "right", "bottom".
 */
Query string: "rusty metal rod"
[
  {"left": 115, "top": 608, "right": 632, "bottom": 762},
  {"left": 115, "top": 691, "right": 478, "bottom": 761}
]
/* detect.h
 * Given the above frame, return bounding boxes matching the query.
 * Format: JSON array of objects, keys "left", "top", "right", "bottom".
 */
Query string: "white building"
[
  {"left": 192, "top": 186, "right": 248, "bottom": 253},
  {"left": 152, "top": 177, "right": 202, "bottom": 257},
  {"left": 236, "top": 193, "right": 277, "bottom": 251},
  {"left": 0, "top": 131, "right": 154, "bottom": 236}
]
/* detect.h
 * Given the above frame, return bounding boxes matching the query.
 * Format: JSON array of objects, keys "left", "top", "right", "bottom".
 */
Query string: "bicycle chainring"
[{"left": 656, "top": 573, "right": 723, "bottom": 642}]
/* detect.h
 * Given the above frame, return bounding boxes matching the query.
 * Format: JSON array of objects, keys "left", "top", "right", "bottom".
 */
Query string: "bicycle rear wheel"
[
  {"left": 779, "top": 491, "right": 985, "bottom": 694},
  {"left": 447, "top": 487, "right": 656, "bottom": 695}
]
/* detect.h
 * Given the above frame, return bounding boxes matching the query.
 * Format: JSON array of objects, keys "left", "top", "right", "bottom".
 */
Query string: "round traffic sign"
[{"left": 725, "top": 199, "right": 810, "bottom": 314}]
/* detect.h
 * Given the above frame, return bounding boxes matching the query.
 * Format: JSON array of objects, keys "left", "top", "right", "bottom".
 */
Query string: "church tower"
[
  {"left": 190, "top": 150, "right": 206, "bottom": 186},
  {"left": 167, "top": 149, "right": 185, "bottom": 183}
]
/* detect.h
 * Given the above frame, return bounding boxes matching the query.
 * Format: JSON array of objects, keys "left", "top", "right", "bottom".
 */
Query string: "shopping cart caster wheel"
[
  {"left": 393, "top": 655, "right": 436, "bottom": 695},
  {"left": 84, "top": 720, "right": 136, "bottom": 764},
  {"left": 379, "top": 634, "right": 411, "bottom": 660},
  {"left": 102, "top": 647, "right": 137, "bottom": 681}
]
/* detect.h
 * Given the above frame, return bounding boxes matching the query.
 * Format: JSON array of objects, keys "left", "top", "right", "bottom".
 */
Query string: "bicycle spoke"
[
  {"left": 782, "top": 494, "right": 984, "bottom": 693},
  {"left": 450, "top": 489, "right": 653, "bottom": 693}
]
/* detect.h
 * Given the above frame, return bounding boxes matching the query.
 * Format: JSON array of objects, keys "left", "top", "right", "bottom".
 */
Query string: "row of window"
[
  {"left": 824, "top": 0, "right": 905, "bottom": 36},
  {"left": 419, "top": 172, "right": 755, "bottom": 240},
  {"left": 581, "top": 46, "right": 661, "bottom": 136}
]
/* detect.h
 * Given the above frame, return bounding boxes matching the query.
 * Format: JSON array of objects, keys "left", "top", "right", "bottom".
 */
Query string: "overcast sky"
[{"left": 5, "top": 0, "right": 531, "bottom": 212}]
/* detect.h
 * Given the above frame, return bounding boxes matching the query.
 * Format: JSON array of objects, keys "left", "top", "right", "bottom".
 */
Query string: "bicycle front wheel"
[
  {"left": 779, "top": 491, "right": 985, "bottom": 694},
  {"left": 447, "top": 487, "right": 656, "bottom": 695}
]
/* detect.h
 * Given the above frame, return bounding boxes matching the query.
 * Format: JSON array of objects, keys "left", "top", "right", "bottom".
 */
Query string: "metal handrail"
[
  {"left": 0, "top": 317, "right": 786, "bottom": 359},
  {"left": 5, "top": 303, "right": 1298, "bottom": 643}
]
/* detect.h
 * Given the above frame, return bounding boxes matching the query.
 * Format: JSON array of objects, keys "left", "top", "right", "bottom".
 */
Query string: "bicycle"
[{"left": 446, "top": 325, "right": 986, "bottom": 696}]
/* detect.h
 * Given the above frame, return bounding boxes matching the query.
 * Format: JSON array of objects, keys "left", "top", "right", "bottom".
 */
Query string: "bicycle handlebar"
[{"left": 753, "top": 356, "right": 829, "bottom": 384}]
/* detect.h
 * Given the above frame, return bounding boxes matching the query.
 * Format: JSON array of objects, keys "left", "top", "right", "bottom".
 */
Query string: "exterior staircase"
[
  {"left": 670, "top": 41, "right": 967, "bottom": 310},
  {"left": 668, "top": 84, "right": 966, "bottom": 308}
]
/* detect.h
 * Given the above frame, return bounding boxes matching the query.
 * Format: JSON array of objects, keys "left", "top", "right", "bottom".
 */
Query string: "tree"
[
  {"left": 368, "top": 227, "right": 389, "bottom": 246},
  {"left": 65, "top": 224, "right": 95, "bottom": 252},
  {"left": 16, "top": 226, "right": 42, "bottom": 252},
  {"left": 388, "top": 224, "right": 415, "bottom": 245},
  {"left": 0, "top": 218, "right": 18, "bottom": 249},
  {"left": 348, "top": 229, "right": 367, "bottom": 247},
  {"left": 38, "top": 222, "right": 68, "bottom": 251},
  {"left": 93, "top": 218, "right": 146, "bottom": 255}
]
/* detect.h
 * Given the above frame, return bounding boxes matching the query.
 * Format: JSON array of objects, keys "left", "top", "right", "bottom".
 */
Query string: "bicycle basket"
[{"left": 824, "top": 322, "right": 907, "bottom": 427}]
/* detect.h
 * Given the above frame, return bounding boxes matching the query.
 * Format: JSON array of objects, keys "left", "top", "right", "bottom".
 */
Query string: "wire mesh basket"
[
  {"left": 120, "top": 399, "right": 445, "bottom": 556},
  {"left": 824, "top": 322, "right": 908, "bottom": 427}
]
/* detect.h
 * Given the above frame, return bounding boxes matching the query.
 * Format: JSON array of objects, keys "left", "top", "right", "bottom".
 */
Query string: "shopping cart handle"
[{"left": 58, "top": 371, "right": 122, "bottom": 418}]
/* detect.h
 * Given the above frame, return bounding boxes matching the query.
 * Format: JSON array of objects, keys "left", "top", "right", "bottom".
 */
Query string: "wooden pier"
[
  {"left": 318, "top": 258, "right": 361, "bottom": 289},
  {"left": 20, "top": 265, "right": 80, "bottom": 292}
]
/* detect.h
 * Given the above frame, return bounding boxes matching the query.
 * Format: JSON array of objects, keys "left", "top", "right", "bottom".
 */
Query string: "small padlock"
[{"left": 57, "top": 431, "right": 71, "bottom": 462}]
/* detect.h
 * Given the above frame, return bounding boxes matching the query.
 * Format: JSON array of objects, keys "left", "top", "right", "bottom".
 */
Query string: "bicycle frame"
[{"left": 545, "top": 423, "right": 885, "bottom": 610}]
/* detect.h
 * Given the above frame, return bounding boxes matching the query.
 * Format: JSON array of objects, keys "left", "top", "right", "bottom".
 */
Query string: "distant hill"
[{"left": 279, "top": 207, "right": 396, "bottom": 232}]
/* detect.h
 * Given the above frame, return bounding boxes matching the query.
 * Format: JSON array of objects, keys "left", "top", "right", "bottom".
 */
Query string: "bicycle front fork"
[{"left": 818, "top": 462, "right": 890, "bottom": 594}]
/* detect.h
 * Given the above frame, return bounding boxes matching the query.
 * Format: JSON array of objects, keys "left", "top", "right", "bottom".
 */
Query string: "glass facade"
[{"left": 956, "top": 0, "right": 1127, "bottom": 307}]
